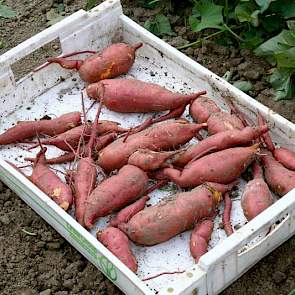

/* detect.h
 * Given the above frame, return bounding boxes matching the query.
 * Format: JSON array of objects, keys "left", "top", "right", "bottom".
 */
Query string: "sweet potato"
[
  {"left": 261, "top": 151, "right": 295, "bottom": 197},
  {"left": 127, "top": 149, "right": 178, "bottom": 171},
  {"left": 97, "top": 227, "right": 137, "bottom": 272},
  {"left": 207, "top": 111, "right": 244, "bottom": 135},
  {"left": 189, "top": 96, "right": 221, "bottom": 123},
  {"left": 84, "top": 164, "right": 149, "bottom": 229},
  {"left": 222, "top": 193, "right": 233, "bottom": 236},
  {"left": 30, "top": 147, "right": 73, "bottom": 210},
  {"left": 119, "top": 182, "right": 232, "bottom": 246},
  {"left": 86, "top": 78, "right": 206, "bottom": 113},
  {"left": 0, "top": 112, "right": 81, "bottom": 145},
  {"left": 257, "top": 113, "right": 275, "bottom": 152},
  {"left": 97, "top": 120, "right": 206, "bottom": 172},
  {"left": 190, "top": 219, "right": 213, "bottom": 262},
  {"left": 241, "top": 161, "right": 273, "bottom": 221},
  {"left": 47, "top": 43, "right": 143, "bottom": 83},
  {"left": 162, "top": 144, "right": 259, "bottom": 188},
  {"left": 96, "top": 120, "right": 127, "bottom": 134},
  {"left": 110, "top": 195, "right": 150, "bottom": 227},
  {"left": 172, "top": 125, "right": 268, "bottom": 167}
]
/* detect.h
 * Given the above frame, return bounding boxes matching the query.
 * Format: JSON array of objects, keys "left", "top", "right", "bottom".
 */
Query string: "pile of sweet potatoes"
[{"left": 2, "top": 40, "right": 294, "bottom": 276}]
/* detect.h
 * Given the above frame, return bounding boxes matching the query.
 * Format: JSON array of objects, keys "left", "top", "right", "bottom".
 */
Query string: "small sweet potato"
[
  {"left": 222, "top": 193, "right": 233, "bottom": 236},
  {"left": 162, "top": 144, "right": 259, "bottom": 188},
  {"left": 0, "top": 112, "right": 81, "bottom": 145},
  {"left": 48, "top": 43, "right": 143, "bottom": 83},
  {"left": 241, "top": 161, "right": 273, "bottom": 221},
  {"left": 190, "top": 219, "right": 214, "bottom": 263},
  {"left": 261, "top": 151, "right": 295, "bottom": 197},
  {"left": 97, "top": 120, "right": 206, "bottom": 172},
  {"left": 119, "top": 182, "right": 226, "bottom": 246},
  {"left": 110, "top": 195, "right": 150, "bottom": 227},
  {"left": 172, "top": 125, "right": 268, "bottom": 167},
  {"left": 30, "top": 147, "right": 73, "bottom": 210},
  {"left": 128, "top": 149, "right": 178, "bottom": 171},
  {"left": 97, "top": 227, "right": 137, "bottom": 272},
  {"left": 84, "top": 164, "right": 149, "bottom": 229},
  {"left": 189, "top": 96, "right": 221, "bottom": 123}
]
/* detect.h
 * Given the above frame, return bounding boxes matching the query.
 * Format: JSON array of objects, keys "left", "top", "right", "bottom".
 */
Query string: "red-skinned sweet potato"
[
  {"left": 84, "top": 164, "right": 149, "bottom": 229},
  {"left": 97, "top": 227, "right": 137, "bottom": 272},
  {"left": 119, "top": 182, "right": 233, "bottom": 246},
  {"left": 190, "top": 219, "right": 214, "bottom": 262},
  {"left": 97, "top": 120, "right": 206, "bottom": 172},
  {"left": 189, "top": 96, "right": 221, "bottom": 123},
  {"left": 30, "top": 147, "right": 73, "bottom": 210},
  {"left": 128, "top": 149, "right": 178, "bottom": 171},
  {"left": 0, "top": 112, "right": 81, "bottom": 145},
  {"left": 172, "top": 125, "right": 268, "bottom": 167},
  {"left": 47, "top": 43, "right": 143, "bottom": 83},
  {"left": 110, "top": 195, "right": 150, "bottom": 227},
  {"left": 162, "top": 144, "right": 259, "bottom": 188},
  {"left": 241, "top": 161, "right": 273, "bottom": 221},
  {"left": 222, "top": 193, "right": 233, "bottom": 236},
  {"left": 261, "top": 150, "right": 295, "bottom": 197}
]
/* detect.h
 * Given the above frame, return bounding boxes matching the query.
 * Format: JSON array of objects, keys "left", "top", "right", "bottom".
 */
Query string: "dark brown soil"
[{"left": 1, "top": 1, "right": 295, "bottom": 295}]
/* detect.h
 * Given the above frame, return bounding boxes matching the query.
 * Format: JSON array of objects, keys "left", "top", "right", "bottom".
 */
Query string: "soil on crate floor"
[{"left": 0, "top": 1, "right": 295, "bottom": 295}]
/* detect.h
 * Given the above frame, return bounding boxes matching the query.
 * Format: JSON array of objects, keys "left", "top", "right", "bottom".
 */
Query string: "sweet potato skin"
[
  {"left": 0, "top": 112, "right": 81, "bottom": 145},
  {"left": 97, "top": 227, "right": 137, "bottom": 272},
  {"left": 189, "top": 96, "right": 221, "bottom": 123},
  {"left": 172, "top": 126, "right": 268, "bottom": 167},
  {"left": 97, "top": 120, "right": 206, "bottom": 172},
  {"left": 207, "top": 112, "right": 244, "bottom": 135},
  {"left": 86, "top": 78, "right": 205, "bottom": 113},
  {"left": 119, "top": 183, "right": 222, "bottom": 246},
  {"left": 261, "top": 151, "right": 295, "bottom": 196},
  {"left": 162, "top": 145, "right": 259, "bottom": 188},
  {"left": 30, "top": 148, "right": 73, "bottom": 210},
  {"left": 110, "top": 195, "right": 150, "bottom": 227},
  {"left": 190, "top": 219, "right": 213, "bottom": 262},
  {"left": 273, "top": 148, "right": 295, "bottom": 171},
  {"left": 84, "top": 165, "right": 149, "bottom": 229}
]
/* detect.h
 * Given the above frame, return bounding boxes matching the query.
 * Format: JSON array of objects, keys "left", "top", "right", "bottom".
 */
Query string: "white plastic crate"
[{"left": 1, "top": 1, "right": 295, "bottom": 294}]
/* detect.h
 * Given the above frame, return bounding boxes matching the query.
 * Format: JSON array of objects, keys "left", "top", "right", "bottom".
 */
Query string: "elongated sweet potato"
[
  {"left": 97, "top": 120, "right": 206, "bottom": 172},
  {"left": 162, "top": 144, "right": 259, "bottom": 188},
  {"left": 96, "top": 120, "right": 127, "bottom": 134},
  {"left": 241, "top": 161, "right": 273, "bottom": 221},
  {"left": 30, "top": 147, "right": 73, "bottom": 210},
  {"left": 84, "top": 164, "right": 149, "bottom": 229},
  {"left": 222, "top": 193, "right": 233, "bottom": 236},
  {"left": 97, "top": 227, "right": 137, "bottom": 272},
  {"left": 189, "top": 96, "right": 221, "bottom": 123},
  {"left": 86, "top": 78, "right": 206, "bottom": 113},
  {"left": 48, "top": 43, "right": 143, "bottom": 83},
  {"left": 172, "top": 125, "right": 268, "bottom": 167},
  {"left": 128, "top": 149, "right": 178, "bottom": 171},
  {"left": 0, "top": 112, "right": 81, "bottom": 145},
  {"left": 190, "top": 219, "right": 213, "bottom": 262},
  {"left": 110, "top": 195, "right": 150, "bottom": 227},
  {"left": 207, "top": 111, "right": 244, "bottom": 135},
  {"left": 119, "top": 182, "right": 230, "bottom": 245},
  {"left": 261, "top": 151, "right": 295, "bottom": 197}
]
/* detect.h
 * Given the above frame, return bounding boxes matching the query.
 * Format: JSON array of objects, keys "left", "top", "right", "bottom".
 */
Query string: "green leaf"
[
  {"left": 190, "top": 1, "right": 224, "bottom": 32},
  {"left": 46, "top": 15, "right": 65, "bottom": 27},
  {"left": 241, "top": 27, "right": 264, "bottom": 49},
  {"left": 56, "top": 3, "right": 65, "bottom": 13},
  {"left": 0, "top": 4, "right": 16, "bottom": 18},
  {"left": 269, "top": 0, "right": 295, "bottom": 19},
  {"left": 255, "top": 0, "right": 275, "bottom": 13},
  {"left": 233, "top": 81, "right": 253, "bottom": 93},
  {"left": 85, "top": 0, "right": 98, "bottom": 10},
  {"left": 0, "top": 39, "right": 5, "bottom": 49},
  {"left": 144, "top": 14, "right": 175, "bottom": 37},
  {"left": 275, "top": 47, "right": 295, "bottom": 68},
  {"left": 287, "top": 20, "right": 295, "bottom": 31},
  {"left": 268, "top": 68, "right": 294, "bottom": 100},
  {"left": 261, "top": 14, "right": 283, "bottom": 33},
  {"left": 235, "top": 2, "right": 260, "bottom": 26}
]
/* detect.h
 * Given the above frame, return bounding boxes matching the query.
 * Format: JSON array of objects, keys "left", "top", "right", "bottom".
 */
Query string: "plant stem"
[
  {"left": 225, "top": 0, "right": 229, "bottom": 25},
  {"left": 223, "top": 23, "right": 244, "bottom": 42}
]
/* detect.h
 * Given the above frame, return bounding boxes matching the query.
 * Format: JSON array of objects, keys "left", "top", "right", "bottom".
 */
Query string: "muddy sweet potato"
[
  {"left": 162, "top": 144, "right": 259, "bottom": 188},
  {"left": 110, "top": 195, "right": 150, "bottom": 227},
  {"left": 261, "top": 150, "right": 295, "bottom": 197},
  {"left": 190, "top": 219, "right": 214, "bottom": 262},
  {"left": 30, "top": 147, "right": 73, "bottom": 210},
  {"left": 47, "top": 43, "right": 143, "bottom": 83},
  {"left": 97, "top": 227, "right": 137, "bottom": 272},
  {"left": 0, "top": 112, "right": 81, "bottom": 145},
  {"left": 241, "top": 161, "right": 273, "bottom": 221},
  {"left": 84, "top": 164, "right": 149, "bottom": 229},
  {"left": 172, "top": 125, "right": 268, "bottom": 167},
  {"left": 119, "top": 182, "right": 233, "bottom": 246},
  {"left": 97, "top": 120, "right": 206, "bottom": 172},
  {"left": 189, "top": 96, "right": 221, "bottom": 123}
]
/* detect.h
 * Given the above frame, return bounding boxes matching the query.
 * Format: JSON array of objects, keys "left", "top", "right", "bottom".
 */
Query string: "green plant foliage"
[
  {"left": 0, "top": 1, "right": 16, "bottom": 18},
  {"left": 144, "top": 14, "right": 176, "bottom": 36},
  {"left": 86, "top": 0, "right": 99, "bottom": 11}
]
